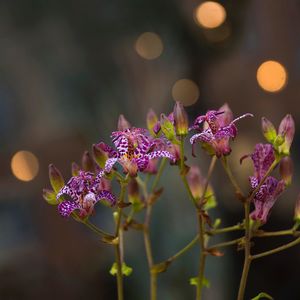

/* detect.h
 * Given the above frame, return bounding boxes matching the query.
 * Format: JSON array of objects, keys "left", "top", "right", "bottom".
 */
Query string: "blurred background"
[{"left": 1, "top": 0, "right": 300, "bottom": 299}]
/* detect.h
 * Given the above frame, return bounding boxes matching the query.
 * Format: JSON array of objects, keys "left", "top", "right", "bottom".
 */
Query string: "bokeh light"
[
  {"left": 194, "top": 1, "right": 226, "bottom": 29},
  {"left": 11, "top": 150, "right": 39, "bottom": 182},
  {"left": 172, "top": 79, "right": 200, "bottom": 106},
  {"left": 135, "top": 32, "right": 164, "bottom": 60},
  {"left": 256, "top": 60, "right": 288, "bottom": 92}
]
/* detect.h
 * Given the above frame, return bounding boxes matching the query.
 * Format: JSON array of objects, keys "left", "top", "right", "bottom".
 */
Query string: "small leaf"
[
  {"left": 213, "top": 218, "right": 221, "bottom": 229},
  {"left": 189, "top": 277, "right": 210, "bottom": 288},
  {"left": 110, "top": 262, "right": 133, "bottom": 276},
  {"left": 206, "top": 248, "right": 224, "bottom": 257},
  {"left": 251, "top": 292, "right": 273, "bottom": 300}
]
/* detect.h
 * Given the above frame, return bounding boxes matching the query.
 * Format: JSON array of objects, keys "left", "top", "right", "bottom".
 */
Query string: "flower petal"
[
  {"left": 190, "top": 131, "right": 213, "bottom": 144},
  {"left": 104, "top": 157, "right": 118, "bottom": 173},
  {"left": 146, "top": 150, "right": 175, "bottom": 162},
  {"left": 97, "top": 190, "right": 117, "bottom": 206},
  {"left": 58, "top": 200, "right": 80, "bottom": 217}
]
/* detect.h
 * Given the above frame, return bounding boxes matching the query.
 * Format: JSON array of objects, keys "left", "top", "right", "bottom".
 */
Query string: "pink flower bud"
[
  {"left": 48, "top": 164, "right": 65, "bottom": 193},
  {"left": 71, "top": 162, "right": 80, "bottom": 176},
  {"left": 186, "top": 166, "right": 204, "bottom": 200},
  {"left": 81, "top": 151, "right": 95, "bottom": 172},
  {"left": 117, "top": 114, "right": 131, "bottom": 131},
  {"left": 278, "top": 114, "right": 295, "bottom": 155},
  {"left": 279, "top": 156, "right": 293, "bottom": 186},
  {"left": 173, "top": 101, "right": 189, "bottom": 136},
  {"left": 146, "top": 109, "right": 158, "bottom": 136}
]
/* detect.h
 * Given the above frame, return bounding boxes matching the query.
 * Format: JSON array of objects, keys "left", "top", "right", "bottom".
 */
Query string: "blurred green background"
[{"left": 1, "top": 0, "right": 300, "bottom": 299}]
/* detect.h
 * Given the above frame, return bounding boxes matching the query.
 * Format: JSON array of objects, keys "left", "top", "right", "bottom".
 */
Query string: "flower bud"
[
  {"left": 186, "top": 166, "right": 203, "bottom": 200},
  {"left": 261, "top": 117, "right": 277, "bottom": 143},
  {"left": 81, "top": 151, "right": 95, "bottom": 172},
  {"left": 294, "top": 194, "right": 300, "bottom": 224},
  {"left": 278, "top": 114, "right": 295, "bottom": 155},
  {"left": 42, "top": 188, "right": 57, "bottom": 205},
  {"left": 92, "top": 144, "right": 107, "bottom": 168},
  {"left": 128, "top": 178, "right": 140, "bottom": 203},
  {"left": 146, "top": 109, "right": 158, "bottom": 136},
  {"left": 160, "top": 113, "right": 176, "bottom": 141},
  {"left": 118, "top": 114, "right": 131, "bottom": 131},
  {"left": 173, "top": 101, "right": 189, "bottom": 136},
  {"left": 48, "top": 164, "right": 65, "bottom": 193},
  {"left": 71, "top": 162, "right": 80, "bottom": 176},
  {"left": 279, "top": 156, "right": 293, "bottom": 186}
]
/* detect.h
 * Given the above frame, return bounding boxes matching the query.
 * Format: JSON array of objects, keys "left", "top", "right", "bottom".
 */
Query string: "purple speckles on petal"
[
  {"left": 58, "top": 201, "right": 80, "bottom": 217},
  {"left": 98, "top": 190, "right": 117, "bottom": 206},
  {"left": 190, "top": 105, "right": 253, "bottom": 157}
]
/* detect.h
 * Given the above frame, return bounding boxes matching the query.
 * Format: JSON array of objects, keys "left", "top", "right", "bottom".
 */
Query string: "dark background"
[{"left": 1, "top": 0, "right": 300, "bottom": 299}]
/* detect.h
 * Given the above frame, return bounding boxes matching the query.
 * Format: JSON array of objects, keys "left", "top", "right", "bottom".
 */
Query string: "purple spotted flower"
[
  {"left": 57, "top": 170, "right": 116, "bottom": 218},
  {"left": 244, "top": 144, "right": 285, "bottom": 224},
  {"left": 97, "top": 128, "right": 175, "bottom": 177},
  {"left": 190, "top": 104, "right": 253, "bottom": 157}
]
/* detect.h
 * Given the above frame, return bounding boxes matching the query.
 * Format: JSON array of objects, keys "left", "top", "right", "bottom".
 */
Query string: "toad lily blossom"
[
  {"left": 190, "top": 104, "right": 253, "bottom": 157},
  {"left": 97, "top": 128, "right": 175, "bottom": 177},
  {"left": 242, "top": 143, "right": 285, "bottom": 224},
  {"left": 57, "top": 170, "right": 116, "bottom": 217}
]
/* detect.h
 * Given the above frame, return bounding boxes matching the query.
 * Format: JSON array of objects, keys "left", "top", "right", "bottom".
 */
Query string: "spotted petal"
[
  {"left": 190, "top": 131, "right": 214, "bottom": 144},
  {"left": 104, "top": 157, "right": 118, "bottom": 173},
  {"left": 146, "top": 150, "right": 175, "bottom": 162},
  {"left": 58, "top": 200, "right": 80, "bottom": 217},
  {"left": 97, "top": 190, "right": 117, "bottom": 206},
  {"left": 57, "top": 184, "right": 78, "bottom": 201}
]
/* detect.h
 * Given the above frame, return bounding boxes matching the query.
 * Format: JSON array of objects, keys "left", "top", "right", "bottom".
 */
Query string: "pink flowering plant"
[{"left": 43, "top": 102, "right": 299, "bottom": 300}]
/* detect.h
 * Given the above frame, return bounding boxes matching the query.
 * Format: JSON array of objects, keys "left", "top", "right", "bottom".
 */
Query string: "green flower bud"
[
  {"left": 294, "top": 194, "right": 300, "bottom": 224},
  {"left": 160, "top": 113, "right": 176, "bottom": 141},
  {"left": 146, "top": 109, "right": 158, "bottom": 136},
  {"left": 173, "top": 101, "right": 189, "bottom": 136},
  {"left": 92, "top": 144, "right": 108, "bottom": 168},
  {"left": 48, "top": 164, "right": 64, "bottom": 193},
  {"left": 261, "top": 117, "right": 277, "bottom": 143},
  {"left": 71, "top": 162, "right": 80, "bottom": 176},
  {"left": 42, "top": 188, "right": 57, "bottom": 205}
]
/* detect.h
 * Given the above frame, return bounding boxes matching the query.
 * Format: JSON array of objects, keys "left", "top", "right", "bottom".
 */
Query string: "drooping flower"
[
  {"left": 190, "top": 104, "right": 253, "bottom": 157},
  {"left": 56, "top": 170, "right": 116, "bottom": 218},
  {"left": 244, "top": 143, "right": 285, "bottom": 224},
  {"left": 97, "top": 128, "right": 175, "bottom": 177}
]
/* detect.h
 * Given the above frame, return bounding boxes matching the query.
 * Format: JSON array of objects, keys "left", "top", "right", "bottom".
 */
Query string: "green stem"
[
  {"left": 166, "top": 234, "right": 199, "bottom": 263},
  {"left": 196, "top": 155, "right": 217, "bottom": 300},
  {"left": 179, "top": 136, "right": 185, "bottom": 171},
  {"left": 251, "top": 237, "right": 300, "bottom": 260},
  {"left": 207, "top": 223, "right": 244, "bottom": 236},
  {"left": 84, "top": 219, "right": 114, "bottom": 238},
  {"left": 151, "top": 158, "right": 167, "bottom": 191},
  {"left": 221, "top": 156, "right": 245, "bottom": 199},
  {"left": 254, "top": 229, "right": 300, "bottom": 238},
  {"left": 237, "top": 201, "right": 251, "bottom": 300},
  {"left": 207, "top": 237, "right": 242, "bottom": 251},
  {"left": 114, "top": 182, "right": 127, "bottom": 300}
]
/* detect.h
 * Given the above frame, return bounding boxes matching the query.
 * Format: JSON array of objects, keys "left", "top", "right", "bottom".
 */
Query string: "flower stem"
[
  {"left": 166, "top": 234, "right": 199, "bottom": 263},
  {"left": 237, "top": 201, "right": 251, "bottom": 300},
  {"left": 251, "top": 237, "right": 300, "bottom": 260},
  {"left": 151, "top": 158, "right": 167, "bottom": 191},
  {"left": 114, "top": 182, "right": 127, "bottom": 300},
  {"left": 196, "top": 155, "right": 217, "bottom": 300},
  {"left": 207, "top": 223, "right": 244, "bottom": 236},
  {"left": 207, "top": 237, "right": 243, "bottom": 251},
  {"left": 254, "top": 229, "right": 300, "bottom": 238},
  {"left": 221, "top": 156, "right": 245, "bottom": 199}
]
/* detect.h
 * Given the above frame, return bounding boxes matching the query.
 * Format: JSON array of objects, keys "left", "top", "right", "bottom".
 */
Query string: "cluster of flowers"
[{"left": 43, "top": 102, "right": 295, "bottom": 226}]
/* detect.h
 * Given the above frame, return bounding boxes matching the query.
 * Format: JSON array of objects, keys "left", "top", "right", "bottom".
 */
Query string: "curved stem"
[
  {"left": 221, "top": 156, "right": 245, "bottom": 199},
  {"left": 151, "top": 158, "right": 167, "bottom": 191},
  {"left": 254, "top": 229, "right": 300, "bottom": 238},
  {"left": 207, "top": 237, "right": 242, "bottom": 251},
  {"left": 84, "top": 219, "right": 114, "bottom": 238},
  {"left": 207, "top": 223, "right": 244, "bottom": 236},
  {"left": 166, "top": 234, "right": 199, "bottom": 263},
  {"left": 251, "top": 237, "right": 300, "bottom": 260},
  {"left": 196, "top": 155, "right": 217, "bottom": 300},
  {"left": 237, "top": 201, "right": 251, "bottom": 300},
  {"left": 114, "top": 182, "right": 127, "bottom": 300}
]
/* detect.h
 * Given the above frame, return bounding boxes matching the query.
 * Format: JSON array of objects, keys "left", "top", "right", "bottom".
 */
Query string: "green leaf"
[
  {"left": 251, "top": 292, "right": 273, "bottom": 300},
  {"left": 213, "top": 218, "right": 221, "bottom": 229},
  {"left": 110, "top": 262, "right": 133, "bottom": 277},
  {"left": 189, "top": 277, "right": 210, "bottom": 288}
]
